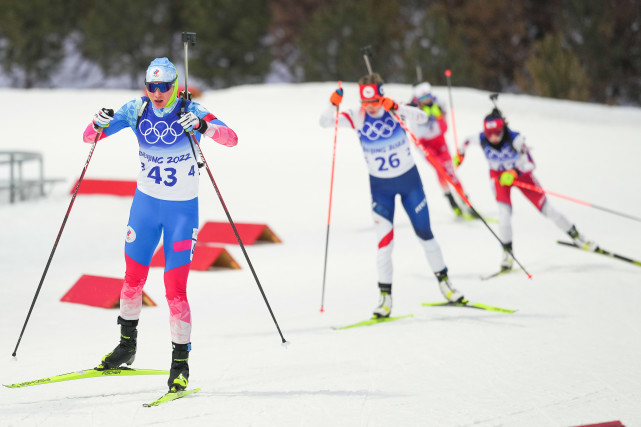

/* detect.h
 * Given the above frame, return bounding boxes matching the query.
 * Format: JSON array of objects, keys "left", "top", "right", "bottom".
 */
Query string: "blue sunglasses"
[
  {"left": 145, "top": 82, "right": 174, "bottom": 93},
  {"left": 418, "top": 94, "right": 434, "bottom": 103}
]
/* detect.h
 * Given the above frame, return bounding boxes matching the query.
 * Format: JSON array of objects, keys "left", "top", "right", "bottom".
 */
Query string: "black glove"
[{"left": 92, "top": 108, "right": 114, "bottom": 130}]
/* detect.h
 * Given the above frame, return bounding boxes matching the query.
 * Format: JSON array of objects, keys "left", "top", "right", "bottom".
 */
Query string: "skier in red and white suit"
[
  {"left": 408, "top": 82, "right": 471, "bottom": 217},
  {"left": 455, "top": 108, "right": 596, "bottom": 270}
]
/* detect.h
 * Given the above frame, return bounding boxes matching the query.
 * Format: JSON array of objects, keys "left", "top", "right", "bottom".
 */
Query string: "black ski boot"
[
  {"left": 98, "top": 316, "right": 138, "bottom": 370},
  {"left": 567, "top": 224, "right": 597, "bottom": 250},
  {"left": 500, "top": 242, "right": 514, "bottom": 270},
  {"left": 168, "top": 342, "right": 190, "bottom": 392},
  {"left": 445, "top": 193, "right": 463, "bottom": 217}
]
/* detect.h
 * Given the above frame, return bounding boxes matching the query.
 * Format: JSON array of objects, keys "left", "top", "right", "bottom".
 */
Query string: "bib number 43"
[
  {"left": 147, "top": 166, "right": 177, "bottom": 187},
  {"left": 145, "top": 164, "right": 197, "bottom": 187}
]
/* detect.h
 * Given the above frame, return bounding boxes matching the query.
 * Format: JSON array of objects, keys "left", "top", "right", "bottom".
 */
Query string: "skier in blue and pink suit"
[
  {"left": 83, "top": 57, "right": 237, "bottom": 392},
  {"left": 320, "top": 73, "right": 465, "bottom": 319}
]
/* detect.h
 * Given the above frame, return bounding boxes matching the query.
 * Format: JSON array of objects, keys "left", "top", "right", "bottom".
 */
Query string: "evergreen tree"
[
  {"left": 178, "top": 0, "right": 271, "bottom": 88},
  {"left": 427, "top": 0, "right": 530, "bottom": 91},
  {"left": 556, "top": 0, "right": 641, "bottom": 104},
  {"left": 401, "top": 2, "right": 479, "bottom": 88},
  {"left": 522, "top": 34, "right": 590, "bottom": 101},
  {"left": 268, "top": 0, "right": 329, "bottom": 81},
  {"left": 1, "top": 0, "right": 639, "bottom": 105},
  {"left": 297, "top": 0, "right": 404, "bottom": 83},
  {"left": 79, "top": 0, "right": 175, "bottom": 89},
  {"left": 0, "top": 0, "right": 80, "bottom": 88}
]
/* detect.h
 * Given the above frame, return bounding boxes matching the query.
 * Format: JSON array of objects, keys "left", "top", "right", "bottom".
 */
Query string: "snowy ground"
[{"left": 1, "top": 83, "right": 640, "bottom": 427}]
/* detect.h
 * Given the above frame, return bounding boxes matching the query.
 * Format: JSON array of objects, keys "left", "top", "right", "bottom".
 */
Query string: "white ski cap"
[
  {"left": 145, "top": 57, "right": 177, "bottom": 83},
  {"left": 412, "top": 82, "right": 432, "bottom": 98}
]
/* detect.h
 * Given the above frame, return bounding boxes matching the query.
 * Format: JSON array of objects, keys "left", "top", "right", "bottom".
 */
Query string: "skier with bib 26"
[
  {"left": 83, "top": 57, "right": 238, "bottom": 392},
  {"left": 319, "top": 73, "right": 465, "bottom": 319},
  {"left": 454, "top": 108, "right": 596, "bottom": 271}
]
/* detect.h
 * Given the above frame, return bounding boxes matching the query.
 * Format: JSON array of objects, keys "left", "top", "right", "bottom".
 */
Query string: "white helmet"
[{"left": 412, "top": 82, "right": 432, "bottom": 99}]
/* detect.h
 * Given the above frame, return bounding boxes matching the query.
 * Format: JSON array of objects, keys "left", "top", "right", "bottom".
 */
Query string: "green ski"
[
  {"left": 3, "top": 367, "right": 169, "bottom": 389},
  {"left": 459, "top": 212, "right": 498, "bottom": 223},
  {"left": 480, "top": 267, "right": 516, "bottom": 281},
  {"left": 333, "top": 314, "right": 413, "bottom": 330},
  {"left": 422, "top": 300, "right": 516, "bottom": 314},
  {"left": 557, "top": 240, "right": 641, "bottom": 267},
  {"left": 143, "top": 388, "right": 201, "bottom": 407}
]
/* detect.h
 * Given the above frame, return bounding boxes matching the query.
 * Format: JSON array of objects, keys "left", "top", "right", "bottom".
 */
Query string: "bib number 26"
[{"left": 375, "top": 153, "right": 400, "bottom": 171}]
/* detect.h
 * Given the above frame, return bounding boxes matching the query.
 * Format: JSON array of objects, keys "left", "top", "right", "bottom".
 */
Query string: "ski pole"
[
  {"left": 512, "top": 180, "right": 641, "bottom": 223},
  {"left": 320, "top": 81, "right": 342, "bottom": 313},
  {"left": 490, "top": 93, "right": 500, "bottom": 109},
  {"left": 181, "top": 32, "right": 204, "bottom": 169},
  {"left": 182, "top": 32, "right": 287, "bottom": 345},
  {"left": 392, "top": 111, "right": 532, "bottom": 279},
  {"left": 444, "top": 69, "right": 461, "bottom": 160},
  {"left": 12, "top": 126, "right": 108, "bottom": 357},
  {"left": 360, "top": 45, "right": 374, "bottom": 75},
  {"left": 416, "top": 65, "right": 423, "bottom": 83},
  {"left": 190, "top": 134, "right": 287, "bottom": 344},
  {"left": 182, "top": 32, "right": 196, "bottom": 99}
]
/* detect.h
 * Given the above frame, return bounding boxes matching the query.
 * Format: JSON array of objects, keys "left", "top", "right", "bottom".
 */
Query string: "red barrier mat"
[
  {"left": 71, "top": 179, "right": 136, "bottom": 196},
  {"left": 198, "top": 222, "right": 281, "bottom": 245},
  {"left": 150, "top": 245, "right": 241, "bottom": 270}
]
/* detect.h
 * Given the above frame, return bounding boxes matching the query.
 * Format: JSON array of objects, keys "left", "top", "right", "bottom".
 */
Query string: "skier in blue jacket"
[{"left": 83, "top": 57, "right": 237, "bottom": 392}]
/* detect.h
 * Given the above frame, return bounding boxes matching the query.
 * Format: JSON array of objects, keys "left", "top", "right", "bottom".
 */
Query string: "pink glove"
[{"left": 205, "top": 124, "right": 238, "bottom": 147}]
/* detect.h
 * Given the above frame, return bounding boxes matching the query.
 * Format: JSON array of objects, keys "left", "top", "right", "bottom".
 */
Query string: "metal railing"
[{"left": 0, "top": 151, "right": 64, "bottom": 204}]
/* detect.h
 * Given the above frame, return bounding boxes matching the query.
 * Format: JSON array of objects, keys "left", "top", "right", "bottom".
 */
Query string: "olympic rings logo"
[
  {"left": 361, "top": 117, "right": 397, "bottom": 140},
  {"left": 138, "top": 119, "right": 183, "bottom": 145},
  {"left": 484, "top": 145, "right": 518, "bottom": 165}
]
